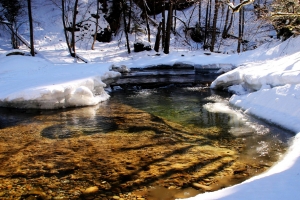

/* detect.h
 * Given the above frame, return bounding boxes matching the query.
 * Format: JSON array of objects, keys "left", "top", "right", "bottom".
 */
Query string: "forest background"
[{"left": 1, "top": 0, "right": 300, "bottom": 60}]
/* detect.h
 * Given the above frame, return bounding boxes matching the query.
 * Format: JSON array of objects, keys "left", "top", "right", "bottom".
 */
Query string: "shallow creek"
[{"left": 0, "top": 86, "right": 294, "bottom": 200}]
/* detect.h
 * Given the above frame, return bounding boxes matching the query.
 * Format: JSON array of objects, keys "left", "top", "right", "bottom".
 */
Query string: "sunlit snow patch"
[{"left": 1, "top": 78, "right": 111, "bottom": 109}]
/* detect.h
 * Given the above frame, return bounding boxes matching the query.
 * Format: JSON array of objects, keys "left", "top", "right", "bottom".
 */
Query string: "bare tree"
[
  {"left": 198, "top": 0, "right": 202, "bottom": 25},
  {"left": 203, "top": 0, "right": 211, "bottom": 49},
  {"left": 121, "top": 0, "right": 130, "bottom": 54},
  {"left": 222, "top": 0, "right": 234, "bottom": 38},
  {"left": 27, "top": 0, "right": 34, "bottom": 56},
  {"left": 61, "top": 0, "right": 73, "bottom": 56},
  {"left": 173, "top": 0, "right": 177, "bottom": 31},
  {"left": 154, "top": 21, "right": 162, "bottom": 52},
  {"left": 91, "top": 0, "right": 100, "bottom": 50},
  {"left": 143, "top": 0, "right": 151, "bottom": 42},
  {"left": 61, "top": 0, "right": 93, "bottom": 59},
  {"left": 0, "top": 0, "right": 24, "bottom": 49},
  {"left": 210, "top": 0, "right": 220, "bottom": 52},
  {"left": 237, "top": 1, "right": 245, "bottom": 53},
  {"left": 127, "top": 0, "right": 132, "bottom": 32},
  {"left": 161, "top": 1, "right": 166, "bottom": 49},
  {"left": 163, "top": 0, "right": 173, "bottom": 54},
  {"left": 102, "top": 0, "right": 108, "bottom": 12},
  {"left": 70, "top": 0, "right": 79, "bottom": 56},
  {"left": 153, "top": 0, "right": 156, "bottom": 20}
]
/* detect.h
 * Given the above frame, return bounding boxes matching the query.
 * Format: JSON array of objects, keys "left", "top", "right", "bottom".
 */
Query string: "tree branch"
[
  {"left": 172, "top": 15, "right": 188, "bottom": 30},
  {"left": 271, "top": 12, "right": 300, "bottom": 17}
]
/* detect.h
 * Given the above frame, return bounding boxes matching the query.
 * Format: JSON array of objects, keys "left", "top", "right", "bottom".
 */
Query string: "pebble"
[
  {"left": 83, "top": 186, "right": 99, "bottom": 194},
  {"left": 192, "top": 183, "right": 212, "bottom": 191},
  {"left": 168, "top": 186, "right": 177, "bottom": 189},
  {"left": 27, "top": 188, "right": 47, "bottom": 197},
  {"left": 53, "top": 196, "right": 65, "bottom": 200},
  {"left": 112, "top": 196, "right": 120, "bottom": 199}
]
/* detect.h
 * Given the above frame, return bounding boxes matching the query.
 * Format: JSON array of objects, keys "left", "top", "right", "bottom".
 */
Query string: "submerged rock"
[
  {"left": 192, "top": 183, "right": 212, "bottom": 191},
  {"left": 20, "top": 188, "right": 48, "bottom": 200},
  {"left": 83, "top": 186, "right": 99, "bottom": 194}
]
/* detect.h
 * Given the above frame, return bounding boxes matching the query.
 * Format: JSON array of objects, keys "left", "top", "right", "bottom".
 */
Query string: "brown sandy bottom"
[{"left": 0, "top": 103, "right": 280, "bottom": 200}]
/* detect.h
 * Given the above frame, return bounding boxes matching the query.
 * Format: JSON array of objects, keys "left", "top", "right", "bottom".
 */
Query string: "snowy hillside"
[{"left": 1, "top": 0, "right": 277, "bottom": 62}]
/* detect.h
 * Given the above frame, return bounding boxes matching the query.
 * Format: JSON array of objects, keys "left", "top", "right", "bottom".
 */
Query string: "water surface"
[{"left": 0, "top": 86, "right": 294, "bottom": 199}]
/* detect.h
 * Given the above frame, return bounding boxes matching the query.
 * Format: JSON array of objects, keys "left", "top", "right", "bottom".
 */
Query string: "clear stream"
[{"left": 0, "top": 86, "right": 294, "bottom": 200}]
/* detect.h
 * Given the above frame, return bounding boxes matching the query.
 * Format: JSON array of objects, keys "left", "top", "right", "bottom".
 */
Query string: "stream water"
[{"left": 0, "top": 86, "right": 294, "bottom": 200}]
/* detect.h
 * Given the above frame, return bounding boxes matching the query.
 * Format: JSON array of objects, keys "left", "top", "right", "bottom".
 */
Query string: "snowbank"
[
  {"left": 230, "top": 84, "right": 300, "bottom": 133},
  {"left": 0, "top": 55, "right": 120, "bottom": 109},
  {"left": 186, "top": 38, "right": 300, "bottom": 200},
  {"left": 210, "top": 38, "right": 300, "bottom": 134},
  {"left": 210, "top": 51, "right": 300, "bottom": 91}
]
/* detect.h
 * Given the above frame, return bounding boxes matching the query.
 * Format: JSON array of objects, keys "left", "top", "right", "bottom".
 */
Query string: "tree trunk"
[
  {"left": 210, "top": 0, "right": 219, "bottom": 52},
  {"left": 122, "top": 0, "right": 131, "bottom": 54},
  {"left": 223, "top": 0, "right": 234, "bottom": 39},
  {"left": 222, "top": 5, "right": 230, "bottom": 38},
  {"left": 242, "top": 6, "right": 245, "bottom": 38},
  {"left": 198, "top": 0, "right": 201, "bottom": 25},
  {"left": 226, "top": 12, "right": 234, "bottom": 35},
  {"left": 208, "top": 0, "right": 212, "bottom": 30},
  {"left": 143, "top": 0, "right": 151, "bottom": 42},
  {"left": 237, "top": 4, "right": 244, "bottom": 53},
  {"left": 153, "top": 0, "right": 156, "bottom": 20},
  {"left": 71, "top": 0, "right": 79, "bottom": 56},
  {"left": 11, "top": 29, "right": 18, "bottom": 49},
  {"left": 102, "top": 0, "right": 108, "bottom": 13},
  {"left": 62, "top": 0, "right": 72, "bottom": 56},
  {"left": 173, "top": 0, "right": 177, "bottom": 32},
  {"left": 127, "top": 0, "right": 132, "bottom": 32},
  {"left": 203, "top": 0, "right": 210, "bottom": 49},
  {"left": 188, "top": 5, "right": 197, "bottom": 28},
  {"left": 161, "top": 2, "right": 166, "bottom": 49},
  {"left": 27, "top": 0, "right": 34, "bottom": 56},
  {"left": 154, "top": 21, "right": 162, "bottom": 52},
  {"left": 163, "top": 0, "right": 173, "bottom": 54},
  {"left": 91, "top": 0, "right": 100, "bottom": 50},
  {"left": 4, "top": 23, "right": 21, "bottom": 49}
]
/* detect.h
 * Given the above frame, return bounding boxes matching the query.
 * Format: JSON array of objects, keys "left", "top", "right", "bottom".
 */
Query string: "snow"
[
  {"left": 0, "top": 54, "right": 120, "bottom": 109},
  {"left": 1, "top": 1, "right": 300, "bottom": 199}
]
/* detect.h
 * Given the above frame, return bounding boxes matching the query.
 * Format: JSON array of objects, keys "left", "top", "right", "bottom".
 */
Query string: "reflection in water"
[{"left": 0, "top": 86, "right": 294, "bottom": 200}]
